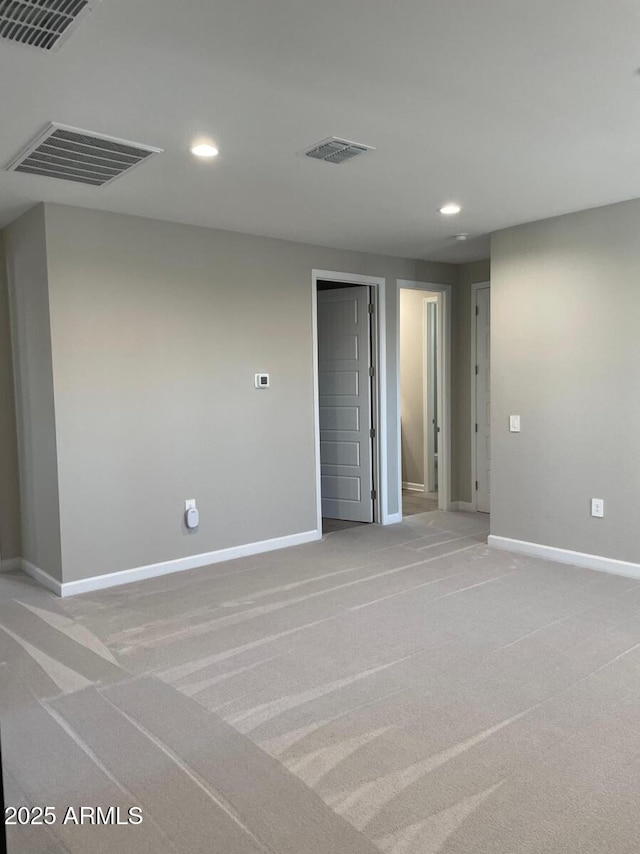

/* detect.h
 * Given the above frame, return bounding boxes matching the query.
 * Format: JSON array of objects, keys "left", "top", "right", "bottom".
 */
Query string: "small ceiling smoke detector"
[
  {"left": 5, "top": 123, "right": 163, "bottom": 187},
  {"left": 439, "top": 203, "right": 461, "bottom": 215},
  {"left": 0, "top": 0, "right": 100, "bottom": 52},
  {"left": 454, "top": 233, "right": 469, "bottom": 241},
  {"left": 303, "top": 137, "right": 374, "bottom": 164}
]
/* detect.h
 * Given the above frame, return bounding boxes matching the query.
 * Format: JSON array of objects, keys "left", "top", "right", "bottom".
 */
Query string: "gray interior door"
[{"left": 318, "top": 286, "right": 373, "bottom": 522}]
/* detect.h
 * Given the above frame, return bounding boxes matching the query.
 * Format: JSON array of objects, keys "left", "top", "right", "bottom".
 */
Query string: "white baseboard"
[
  {"left": 0, "top": 557, "right": 23, "bottom": 574},
  {"left": 19, "top": 530, "right": 322, "bottom": 598},
  {"left": 402, "top": 482, "right": 425, "bottom": 492},
  {"left": 451, "top": 501, "right": 476, "bottom": 513},
  {"left": 382, "top": 512, "right": 403, "bottom": 526},
  {"left": 22, "top": 560, "right": 63, "bottom": 595},
  {"left": 488, "top": 535, "right": 640, "bottom": 581}
]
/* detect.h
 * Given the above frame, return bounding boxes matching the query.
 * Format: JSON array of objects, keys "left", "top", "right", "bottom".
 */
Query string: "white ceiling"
[{"left": 1, "top": 0, "right": 640, "bottom": 262}]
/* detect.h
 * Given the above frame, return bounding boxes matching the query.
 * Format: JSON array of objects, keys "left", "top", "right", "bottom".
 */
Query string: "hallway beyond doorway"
[
  {"left": 399, "top": 286, "right": 443, "bottom": 514},
  {"left": 402, "top": 487, "right": 438, "bottom": 516}
]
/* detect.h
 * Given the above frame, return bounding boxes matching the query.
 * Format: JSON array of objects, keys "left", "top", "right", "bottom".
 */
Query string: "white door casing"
[
  {"left": 423, "top": 296, "right": 439, "bottom": 494},
  {"left": 317, "top": 286, "right": 373, "bottom": 522},
  {"left": 475, "top": 286, "right": 491, "bottom": 513}
]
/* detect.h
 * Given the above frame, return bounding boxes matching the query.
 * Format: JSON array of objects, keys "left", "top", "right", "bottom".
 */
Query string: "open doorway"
[
  {"left": 316, "top": 280, "right": 377, "bottom": 534},
  {"left": 399, "top": 286, "right": 442, "bottom": 517}
]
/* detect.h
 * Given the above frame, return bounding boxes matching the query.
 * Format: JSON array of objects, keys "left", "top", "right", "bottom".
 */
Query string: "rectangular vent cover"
[
  {"left": 5, "top": 124, "right": 163, "bottom": 187},
  {"left": 0, "top": 0, "right": 98, "bottom": 52},
  {"left": 303, "top": 137, "right": 374, "bottom": 164}
]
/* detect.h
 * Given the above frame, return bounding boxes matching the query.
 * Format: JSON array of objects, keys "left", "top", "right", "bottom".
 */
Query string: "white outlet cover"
[
  {"left": 509, "top": 415, "right": 521, "bottom": 433},
  {"left": 185, "top": 499, "right": 196, "bottom": 511},
  {"left": 591, "top": 498, "right": 604, "bottom": 518}
]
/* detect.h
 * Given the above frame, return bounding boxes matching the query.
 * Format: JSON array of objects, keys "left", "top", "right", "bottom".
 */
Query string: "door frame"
[
  {"left": 397, "top": 280, "right": 452, "bottom": 515},
  {"left": 470, "top": 281, "right": 491, "bottom": 512},
  {"left": 312, "top": 270, "right": 388, "bottom": 531},
  {"left": 423, "top": 294, "right": 439, "bottom": 494}
]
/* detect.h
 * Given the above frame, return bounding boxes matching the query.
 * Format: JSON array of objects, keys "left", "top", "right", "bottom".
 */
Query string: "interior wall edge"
[
  {"left": 5, "top": 205, "right": 64, "bottom": 580},
  {"left": 0, "top": 228, "right": 22, "bottom": 561}
]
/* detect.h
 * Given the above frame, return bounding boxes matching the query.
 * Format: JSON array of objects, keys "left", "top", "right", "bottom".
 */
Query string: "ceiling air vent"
[
  {"left": 0, "top": 0, "right": 99, "bottom": 52},
  {"left": 303, "top": 137, "right": 374, "bottom": 164},
  {"left": 5, "top": 123, "right": 163, "bottom": 186}
]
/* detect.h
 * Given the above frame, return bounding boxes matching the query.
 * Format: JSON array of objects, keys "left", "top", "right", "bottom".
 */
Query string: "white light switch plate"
[
  {"left": 255, "top": 373, "right": 270, "bottom": 389},
  {"left": 185, "top": 499, "right": 196, "bottom": 511},
  {"left": 591, "top": 498, "right": 604, "bottom": 518},
  {"left": 509, "top": 415, "right": 521, "bottom": 433}
]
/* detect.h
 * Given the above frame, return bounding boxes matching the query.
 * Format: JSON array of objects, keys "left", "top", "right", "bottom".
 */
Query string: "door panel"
[
  {"left": 475, "top": 287, "right": 491, "bottom": 513},
  {"left": 320, "top": 441, "right": 360, "bottom": 467},
  {"left": 319, "top": 405, "right": 360, "bottom": 431},
  {"left": 321, "top": 475, "right": 361, "bottom": 502},
  {"left": 318, "top": 286, "right": 373, "bottom": 522},
  {"left": 320, "top": 370, "right": 359, "bottom": 396}
]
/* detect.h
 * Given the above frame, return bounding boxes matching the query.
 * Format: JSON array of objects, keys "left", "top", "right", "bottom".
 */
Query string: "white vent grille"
[
  {"left": 303, "top": 137, "right": 374, "bottom": 164},
  {"left": 5, "top": 124, "right": 163, "bottom": 187},
  {"left": 0, "top": 0, "right": 98, "bottom": 51}
]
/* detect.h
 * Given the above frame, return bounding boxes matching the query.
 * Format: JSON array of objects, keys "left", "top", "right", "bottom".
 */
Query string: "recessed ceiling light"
[
  {"left": 439, "top": 203, "right": 461, "bottom": 215},
  {"left": 454, "top": 233, "right": 469, "bottom": 241},
  {"left": 191, "top": 143, "right": 219, "bottom": 158}
]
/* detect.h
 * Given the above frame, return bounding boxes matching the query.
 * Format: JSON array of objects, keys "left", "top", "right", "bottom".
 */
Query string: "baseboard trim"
[
  {"left": 22, "top": 560, "right": 63, "bottom": 595},
  {"left": 451, "top": 501, "right": 476, "bottom": 513},
  {"left": 402, "top": 482, "right": 425, "bottom": 492},
  {"left": 0, "top": 557, "right": 23, "bottom": 574},
  {"left": 382, "top": 512, "right": 403, "bottom": 526},
  {"left": 20, "top": 530, "right": 322, "bottom": 598},
  {"left": 488, "top": 535, "right": 640, "bottom": 580}
]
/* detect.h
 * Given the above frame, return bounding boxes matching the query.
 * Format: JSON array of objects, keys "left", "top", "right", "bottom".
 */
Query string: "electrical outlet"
[
  {"left": 509, "top": 415, "right": 521, "bottom": 433},
  {"left": 591, "top": 498, "right": 604, "bottom": 518},
  {"left": 185, "top": 499, "right": 196, "bottom": 511}
]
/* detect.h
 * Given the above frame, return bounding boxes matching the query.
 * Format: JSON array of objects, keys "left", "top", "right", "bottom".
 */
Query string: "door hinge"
[
  {"left": 369, "top": 366, "right": 375, "bottom": 377},
  {"left": 475, "top": 423, "right": 478, "bottom": 433},
  {"left": 371, "top": 489, "right": 377, "bottom": 500},
  {"left": 368, "top": 303, "right": 375, "bottom": 314},
  {"left": 475, "top": 365, "right": 478, "bottom": 375},
  {"left": 475, "top": 481, "right": 478, "bottom": 491},
  {"left": 476, "top": 305, "right": 479, "bottom": 316},
  {"left": 370, "top": 428, "right": 376, "bottom": 439}
]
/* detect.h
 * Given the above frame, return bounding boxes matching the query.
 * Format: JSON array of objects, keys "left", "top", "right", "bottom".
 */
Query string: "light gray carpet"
[{"left": 2, "top": 510, "right": 640, "bottom": 852}]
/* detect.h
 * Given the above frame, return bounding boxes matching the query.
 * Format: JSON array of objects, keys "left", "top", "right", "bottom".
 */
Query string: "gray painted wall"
[
  {"left": 452, "top": 259, "right": 491, "bottom": 502},
  {"left": 43, "top": 204, "right": 456, "bottom": 582},
  {"left": 400, "top": 288, "right": 427, "bottom": 487},
  {"left": 0, "top": 231, "right": 21, "bottom": 562},
  {"left": 4, "top": 206, "right": 62, "bottom": 580},
  {"left": 491, "top": 199, "right": 640, "bottom": 563}
]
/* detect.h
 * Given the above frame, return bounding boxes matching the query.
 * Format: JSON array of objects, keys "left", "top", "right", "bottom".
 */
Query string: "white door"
[
  {"left": 475, "top": 287, "right": 491, "bottom": 512},
  {"left": 317, "top": 286, "right": 373, "bottom": 522}
]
